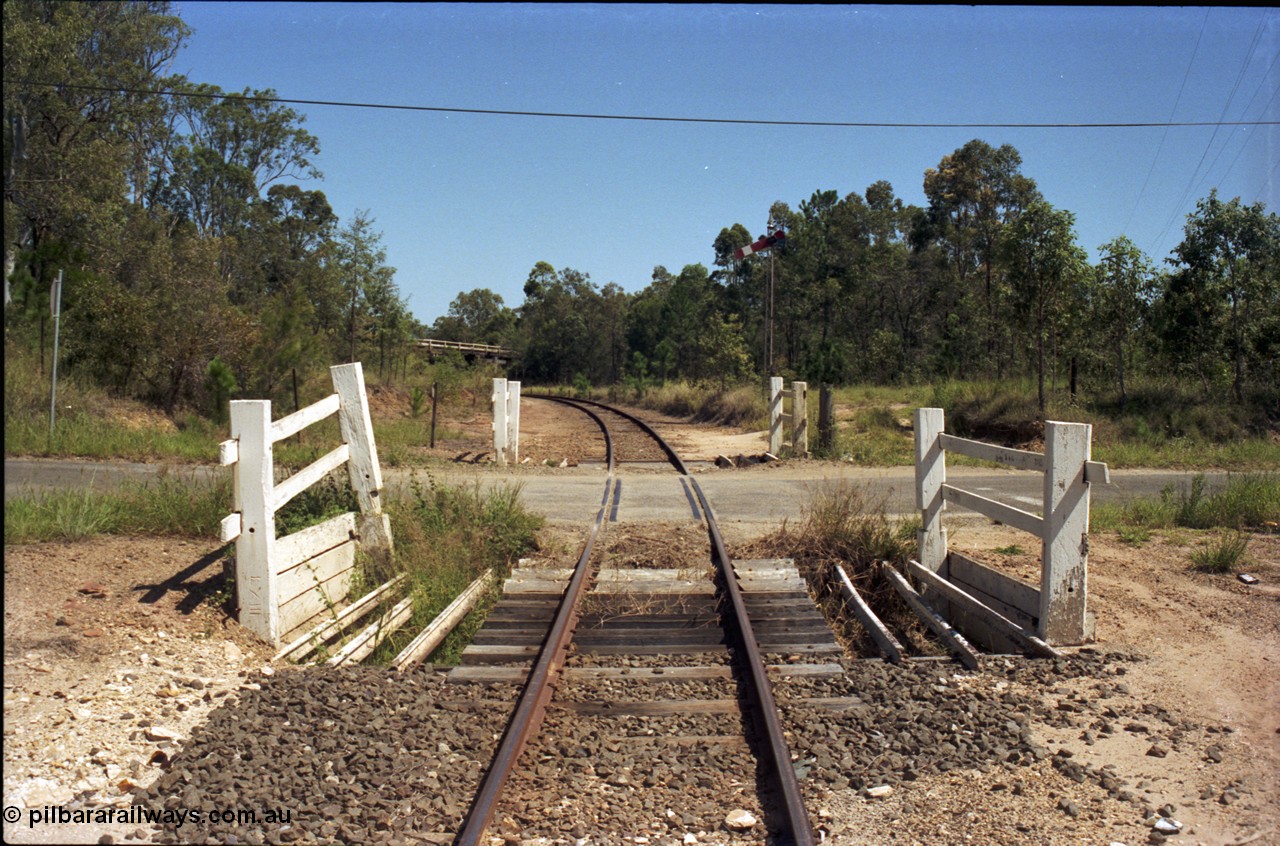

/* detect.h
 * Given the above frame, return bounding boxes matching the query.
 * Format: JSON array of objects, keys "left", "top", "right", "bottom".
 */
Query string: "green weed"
[
  {"left": 4, "top": 474, "right": 230, "bottom": 543},
  {"left": 1116, "top": 526, "right": 1151, "bottom": 547},
  {"left": 1190, "top": 532, "right": 1250, "bottom": 574},
  {"left": 362, "top": 475, "right": 542, "bottom": 666}
]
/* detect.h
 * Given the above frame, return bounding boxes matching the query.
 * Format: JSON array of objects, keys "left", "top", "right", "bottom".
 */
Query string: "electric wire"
[
  {"left": 5, "top": 79, "right": 1278, "bottom": 129},
  {"left": 1182, "top": 22, "right": 1274, "bottom": 209},
  {"left": 1216, "top": 80, "right": 1280, "bottom": 196},
  {"left": 1121, "top": 9, "right": 1210, "bottom": 237},
  {"left": 1148, "top": 14, "right": 1270, "bottom": 254}
]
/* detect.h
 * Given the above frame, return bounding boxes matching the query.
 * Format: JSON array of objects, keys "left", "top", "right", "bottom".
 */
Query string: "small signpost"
[{"left": 47, "top": 270, "right": 63, "bottom": 449}]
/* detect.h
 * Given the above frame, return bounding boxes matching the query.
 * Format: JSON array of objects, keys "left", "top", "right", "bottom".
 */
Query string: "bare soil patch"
[
  {"left": 420, "top": 393, "right": 770, "bottom": 467},
  {"left": 3, "top": 538, "right": 274, "bottom": 844}
]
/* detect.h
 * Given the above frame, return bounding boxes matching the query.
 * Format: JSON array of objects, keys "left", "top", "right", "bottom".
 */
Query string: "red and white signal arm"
[{"left": 733, "top": 230, "right": 786, "bottom": 260}]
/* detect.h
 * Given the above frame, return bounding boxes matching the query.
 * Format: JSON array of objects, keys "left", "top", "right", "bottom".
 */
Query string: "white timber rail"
[
  {"left": 768, "top": 377, "right": 809, "bottom": 457},
  {"left": 491, "top": 378, "right": 521, "bottom": 465},
  {"left": 913, "top": 407, "right": 1109, "bottom": 646},
  {"left": 219, "top": 362, "right": 393, "bottom": 646}
]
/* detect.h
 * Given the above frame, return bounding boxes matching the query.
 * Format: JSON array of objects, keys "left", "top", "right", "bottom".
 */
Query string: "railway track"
[
  {"left": 450, "top": 396, "right": 828, "bottom": 845},
  {"left": 129, "top": 398, "right": 1132, "bottom": 846}
]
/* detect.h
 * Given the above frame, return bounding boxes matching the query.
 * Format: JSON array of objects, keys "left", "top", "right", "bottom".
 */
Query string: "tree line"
[
  {"left": 437, "top": 141, "right": 1277, "bottom": 415},
  {"left": 4, "top": 1, "right": 416, "bottom": 416},
  {"left": 5, "top": 2, "right": 1277, "bottom": 425}
]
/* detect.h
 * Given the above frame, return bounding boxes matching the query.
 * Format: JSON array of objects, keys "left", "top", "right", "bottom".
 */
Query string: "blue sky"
[{"left": 169, "top": 3, "right": 1278, "bottom": 326}]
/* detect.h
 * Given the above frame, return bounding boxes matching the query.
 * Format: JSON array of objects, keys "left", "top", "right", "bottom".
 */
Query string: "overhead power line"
[
  {"left": 6, "top": 79, "right": 1279, "bottom": 129},
  {"left": 1122, "top": 8, "right": 1210, "bottom": 236}
]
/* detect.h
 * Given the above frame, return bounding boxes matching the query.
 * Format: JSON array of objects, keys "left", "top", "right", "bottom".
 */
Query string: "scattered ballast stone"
[
  {"left": 723, "top": 809, "right": 758, "bottom": 831},
  {"left": 865, "top": 785, "right": 894, "bottom": 799},
  {"left": 134, "top": 666, "right": 520, "bottom": 844}
]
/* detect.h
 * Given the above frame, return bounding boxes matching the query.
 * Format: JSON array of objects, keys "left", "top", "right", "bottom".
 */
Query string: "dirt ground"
[
  {"left": 414, "top": 393, "right": 773, "bottom": 466},
  {"left": 4, "top": 402, "right": 1278, "bottom": 845}
]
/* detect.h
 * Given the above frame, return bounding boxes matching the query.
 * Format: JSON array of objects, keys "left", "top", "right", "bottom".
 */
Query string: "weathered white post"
[
  {"left": 507, "top": 380, "right": 521, "bottom": 465},
  {"left": 231, "top": 399, "right": 278, "bottom": 642},
  {"left": 791, "top": 381, "right": 808, "bottom": 458},
  {"left": 914, "top": 407, "right": 947, "bottom": 574},
  {"left": 1040, "top": 420, "right": 1091, "bottom": 644},
  {"left": 768, "top": 376, "right": 784, "bottom": 455},
  {"left": 332, "top": 363, "right": 393, "bottom": 562},
  {"left": 492, "top": 378, "right": 508, "bottom": 466}
]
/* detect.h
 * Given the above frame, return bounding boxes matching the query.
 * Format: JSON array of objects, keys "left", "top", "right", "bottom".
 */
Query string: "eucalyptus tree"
[
  {"left": 517, "top": 262, "right": 609, "bottom": 384},
  {"left": 919, "top": 140, "right": 1041, "bottom": 377},
  {"left": 432, "top": 288, "right": 514, "bottom": 346},
  {"left": 1094, "top": 236, "right": 1158, "bottom": 407},
  {"left": 4, "top": 0, "right": 187, "bottom": 303},
  {"left": 1161, "top": 191, "right": 1279, "bottom": 403},
  {"left": 1001, "top": 200, "right": 1088, "bottom": 412},
  {"left": 159, "top": 80, "right": 320, "bottom": 240}
]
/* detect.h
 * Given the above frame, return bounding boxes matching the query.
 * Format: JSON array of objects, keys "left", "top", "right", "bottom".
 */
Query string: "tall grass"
[
  {"left": 1190, "top": 532, "right": 1251, "bottom": 574},
  {"left": 5, "top": 475, "right": 231, "bottom": 543},
  {"left": 617, "top": 380, "right": 767, "bottom": 429},
  {"left": 1092, "top": 473, "right": 1280, "bottom": 532},
  {"left": 754, "top": 479, "right": 937, "bottom": 656},
  {"left": 366, "top": 475, "right": 543, "bottom": 664}
]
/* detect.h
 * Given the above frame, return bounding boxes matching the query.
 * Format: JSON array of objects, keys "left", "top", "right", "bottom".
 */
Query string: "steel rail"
[
  {"left": 526, "top": 394, "right": 689, "bottom": 474},
  {"left": 528, "top": 395, "right": 815, "bottom": 845},
  {"left": 688, "top": 475, "right": 816, "bottom": 845},
  {"left": 453, "top": 404, "right": 615, "bottom": 846}
]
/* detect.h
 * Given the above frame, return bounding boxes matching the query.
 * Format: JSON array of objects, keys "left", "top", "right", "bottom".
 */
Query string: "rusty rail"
[{"left": 454, "top": 403, "right": 614, "bottom": 845}]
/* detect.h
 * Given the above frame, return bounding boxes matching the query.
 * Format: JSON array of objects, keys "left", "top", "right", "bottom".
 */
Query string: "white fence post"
[
  {"left": 791, "top": 381, "right": 808, "bottom": 458},
  {"left": 914, "top": 407, "right": 947, "bottom": 574},
  {"left": 231, "top": 399, "right": 278, "bottom": 643},
  {"left": 1040, "top": 421, "right": 1091, "bottom": 644},
  {"left": 492, "top": 378, "right": 508, "bottom": 466},
  {"left": 332, "top": 363, "right": 393, "bottom": 561},
  {"left": 507, "top": 380, "right": 521, "bottom": 465},
  {"left": 768, "top": 376, "right": 784, "bottom": 455}
]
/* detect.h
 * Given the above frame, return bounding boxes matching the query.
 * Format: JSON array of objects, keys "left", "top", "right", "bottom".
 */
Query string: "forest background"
[{"left": 5, "top": 2, "right": 1278, "bottom": 463}]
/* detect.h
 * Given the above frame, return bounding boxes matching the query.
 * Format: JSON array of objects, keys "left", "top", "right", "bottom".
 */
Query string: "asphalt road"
[{"left": 3, "top": 457, "right": 1232, "bottom": 529}]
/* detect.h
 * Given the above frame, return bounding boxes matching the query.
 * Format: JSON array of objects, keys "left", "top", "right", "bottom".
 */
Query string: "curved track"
[{"left": 456, "top": 396, "right": 816, "bottom": 845}]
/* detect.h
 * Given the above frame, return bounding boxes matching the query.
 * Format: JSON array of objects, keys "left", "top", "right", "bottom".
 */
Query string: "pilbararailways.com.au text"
[{"left": 12, "top": 805, "right": 293, "bottom": 829}]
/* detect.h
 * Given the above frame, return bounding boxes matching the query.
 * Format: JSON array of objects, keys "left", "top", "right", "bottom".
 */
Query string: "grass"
[
  {"left": 1093, "top": 473, "right": 1277, "bottom": 573},
  {"left": 1092, "top": 473, "right": 1280, "bottom": 532},
  {"left": 820, "top": 377, "right": 1279, "bottom": 470},
  {"left": 1189, "top": 532, "right": 1251, "bottom": 574},
  {"left": 364, "top": 474, "right": 543, "bottom": 665},
  {"left": 10, "top": 332, "right": 1278, "bottom": 472},
  {"left": 4, "top": 474, "right": 231, "bottom": 543},
  {"left": 606, "top": 379, "right": 768, "bottom": 429},
  {"left": 750, "top": 479, "right": 941, "bottom": 656}
]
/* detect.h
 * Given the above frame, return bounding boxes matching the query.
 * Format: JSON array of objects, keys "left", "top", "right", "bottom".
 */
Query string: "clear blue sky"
[{"left": 169, "top": 3, "right": 1278, "bottom": 327}]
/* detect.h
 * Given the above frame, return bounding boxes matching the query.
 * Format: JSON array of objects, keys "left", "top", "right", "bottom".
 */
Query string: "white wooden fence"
[
  {"left": 492, "top": 378, "right": 520, "bottom": 465},
  {"left": 219, "top": 363, "right": 393, "bottom": 645},
  {"left": 913, "top": 407, "right": 1109, "bottom": 646},
  {"left": 768, "top": 377, "right": 808, "bottom": 457}
]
